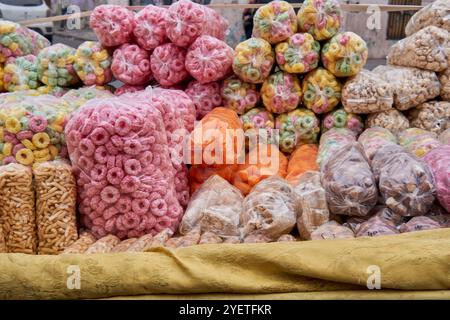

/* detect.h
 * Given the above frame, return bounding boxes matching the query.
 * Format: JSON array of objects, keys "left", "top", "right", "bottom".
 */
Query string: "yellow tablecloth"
[{"left": 1, "top": 228, "right": 449, "bottom": 300}]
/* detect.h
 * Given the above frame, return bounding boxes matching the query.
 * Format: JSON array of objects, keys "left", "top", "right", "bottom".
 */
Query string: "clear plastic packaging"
[
  {"left": 199, "top": 231, "right": 223, "bottom": 244},
  {"left": 112, "top": 44, "right": 151, "bottom": 86},
  {"left": 371, "top": 144, "right": 435, "bottom": 217},
  {"left": 398, "top": 128, "right": 442, "bottom": 158},
  {"left": 150, "top": 43, "right": 188, "bottom": 86},
  {"left": 372, "top": 65, "right": 440, "bottom": 111},
  {"left": 322, "top": 108, "right": 364, "bottom": 136},
  {"left": 285, "top": 144, "right": 319, "bottom": 185},
  {"left": 275, "top": 33, "right": 320, "bottom": 74},
  {"left": 407, "top": 101, "right": 450, "bottom": 135},
  {"left": 355, "top": 216, "right": 399, "bottom": 237},
  {"left": 185, "top": 81, "right": 222, "bottom": 120},
  {"left": 37, "top": 44, "right": 80, "bottom": 87},
  {"left": 34, "top": 160, "right": 78, "bottom": 255},
  {"left": 277, "top": 234, "right": 296, "bottom": 242},
  {"left": 62, "top": 87, "right": 114, "bottom": 111},
  {"left": 125, "top": 234, "right": 154, "bottom": 252},
  {"left": 387, "top": 26, "right": 450, "bottom": 72},
  {"left": 188, "top": 164, "right": 237, "bottom": 194},
  {"left": 222, "top": 76, "right": 261, "bottom": 114},
  {"left": 232, "top": 38, "right": 274, "bottom": 84},
  {"left": 399, "top": 216, "right": 441, "bottom": 233},
  {"left": 143, "top": 228, "right": 174, "bottom": 250},
  {"left": 111, "top": 238, "right": 138, "bottom": 252},
  {"left": 439, "top": 68, "right": 450, "bottom": 101},
  {"left": 61, "top": 231, "right": 96, "bottom": 254},
  {"left": 0, "top": 164, "right": 36, "bottom": 253},
  {"left": 439, "top": 128, "right": 450, "bottom": 144},
  {"left": 261, "top": 71, "right": 302, "bottom": 114},
  {"left": 180, "top": 175, "right": 243, "bottom": 236},
  {"left": 114, "top": 84, "right": 145, "bottom": 96},
  {"left": 85, "top": 234, "right": 121, "bottom": 254},
  {"left": 344, "top": 205, "right": 403, "bottom": 232},
  {"left": 74, "top": 41, "right": 112, "bottom": 86},
  {"left": 297, "top": 0, "right": 342, "bottom": 41},
  {"left": 166, "top": 228, "right": 201, "bottom": 248},
  {"left": 133, "top": 5, "right": 169, "bottom": 51},
  {"left": 316, "top": 128, "right": 356, "bottom": 169},
  {"left": 424, "top": 145, "right": 450, "bottom": 212},
  {"left": 293, "top": 171, "right": 330, "bottom": 240},
  {"left": 321, "top": 142, "right": 378, "bottom": 217},
  {"left": 243, "top": 234, "right": 271, "bottom": 243},
  {"left": 365, "top": 110, "right": 410, "bottom": 135},
  {"left": 405, "top": 0, "right": 450, "bottom": 36},
  {"left": 240, "top": 108, "right": 275, "bottom": 145},
  {"left": 302, "top": 67, "right": 341, "bottom": 114},
  {"left": 310, "top": 221, "right": 354, "bottom": 240},
  {"left": 342, "top": 69, "right": 394, "bottom": 114},
  {"left": 241, "top": 176, "right": 297, "bottom": 240},
  {"left": 425, "top": 203, "right": 450, "bottom": 227},
  {"left": 252, "top": 1, "right": 297, "bottom": 44},
  {"left": 3, "top": 55, "right": 39, "bottom": 92},
  {"left": 358, "top": 127, "right": 397, "bottom": 161}
]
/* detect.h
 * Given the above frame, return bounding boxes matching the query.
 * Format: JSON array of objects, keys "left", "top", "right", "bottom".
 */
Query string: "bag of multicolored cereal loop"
[{"left": 0, "top": 94, "right": 71, "bottom": 166}]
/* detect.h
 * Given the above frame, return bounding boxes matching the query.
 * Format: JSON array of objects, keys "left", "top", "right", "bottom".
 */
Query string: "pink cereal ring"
[
  {"left": 100, "top": 185, "right": 120, "bottom": 204},
  {"left": 67, "top": 130, "right": 81, "bottom": 146},
  {"left": 132, "top": 198, "right": 150, "bottom": 215},
  {"left": 106, "top": 167, "right": 124, "bottom": 185},
  {"left": 123, "top": 213, "right": 140, "bottom": 229},
  {"left": 29, "top": 116, "right": 48, "bottom": 133},
  {"left": 114, "top": 116, "right": 132, "bottom": 136},
  {"left": 154, "top": 215, "right": 172, "bottom": 232},
  {"left": 78, "top": 155, "right": 94, "bottom": 172},
  {"left": 105, "top": 217, "right": 117, "bottom": 233},
  {"left": 131, "top": 190, "right": 149, "bottom": 199},
  {"left": 103, "top": 207, "right": 119, "bottom": 220},
  {"left": 117, "top": 196, "right": 132, "bottom": 213},
  {"left": 90, "top": 195, "right": 101, "bottom": 209},
  {"left": 124, "top": 158, "right": 142, "bottom": 176},
  {"left": 105, "top": 141, "right": 119, "bottom": 155},
  {"left": 150, "top": 43, "right": 189, "bottom": 86},
  {"left": 90, "top": 127, "right": 110, "bottom": 145},
  {"left": 94, "top": 146, "right": 108, "bottom": 164},
  {"left": 120, "top": 175, "right": 140, "bottom": 193},
  {"left": 110, "top": 135, "right": 124, "bottom": 148},
  {"left": 138, "top": 150, "right": 153, "bottom": 166},
  {"left": 79, "top": 138, "right": 95, "bottom": 156},
  {"left": 151, "top": 199, "right": 168, "bottom": 217},
  {"left": 106, "top": 155, "right": 116, "bottom": 169},
  {"left": 124, "top": 139, "right": 142, "bottom": 155},
  {"left": 112, "top": 43, "right": 152, "bottom": 86},
  {"left": 16, "top": 130, "right": 33, "bottom": 140},
  {"left": 4, "top": 132, "right": 19, "bottom": 144},
  {"left": 90, "top": 164, "right": 107, "bottom": 181}
]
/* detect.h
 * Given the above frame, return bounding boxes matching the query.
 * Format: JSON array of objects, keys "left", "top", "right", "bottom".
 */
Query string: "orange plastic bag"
[
  {"left": 232, "top": 144, "right": 288, "bottom": 195},
  {"left": 188, "top": 164, "right": 237, "bottom": 194},
  {"left": 187, "top": 107, "right": 244, "bottom": 167},
  {"left": 285, "top": 144, "right": 319, "bottom": 185}
]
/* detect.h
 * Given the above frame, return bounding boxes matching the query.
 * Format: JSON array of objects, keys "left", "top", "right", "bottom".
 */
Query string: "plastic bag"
[
  {"left": 276, "top": 108, "right": 320, "bottom": 153},
  {"left": 310, "top": 221, "right": 354, "bottom": 240},
  {"left": 3, "top": 55, "right": 39, "bottom": 92},
  {"left": 277, "top": 234, "right": 296, "bottom": 242},
  {"left": 387, "top": 26, "right": 450, "bottom": 72},
  {"left": 65, "top": 96, "right": 183, "bottom": 239},
  {"left": 322, "top": 108, "right": 364, "bottom": 136},
  {"left": 439, "top": 68, "right": 450, "bottom": 101},
  {"left": 345, "top": 206, "right": 403, "bottom": 232},
  {"left": 112, "top": 44, "right": 151, "bottom": 86},
  {"left": 232, "top": 38, "right": 275, "bottom": 84},
  {"left": 62, "top": 87, "right": 114, "bottom": 111},
  {"left": 372, "top": 65, "right": 440, "bottom": 111},
  {"left": 61, "top": 231, "right": 96, "bottom": 254},
  {"left": 407, "top": 101, "right": 450, "bottom": 135},
  {"left": 0, "top": 94, "right": 72, "bottom": 165},
  {"left": 302, "top": 67, "right": 342, "bottom": 114},
  {"left": 185, "top": 81, "right": 222, "bottom": 120},
  {"left": 150, "top": 43, "right": 189, "bottom": 86},
  {"left": 133, "top": 5, "right": 169, "bottom": 51},
  {"left": 297, "top": 0, "right": 342, "bottom": 41},
  {"left": 285, "top": 144, "right": 319, "bottom": 185},
  {"left": 199, "top": 231, "right": 223, "bottom": 244},
  {"left": 0, "top": 164, "right": 36, "bottom": 253},
  {"left": 221, "top": 76, "right": 260, "bottom": 115},
  {"left": 36, "top": 85, "right": 68, "bottom": 97},
  {"left": 275, "top": 33, "right": 320, "bottom": 74},
  {"left": 316, "top": 128, "right": 356, "bottom": 169},
  {"left": 243, "top": 234, "right": 271, "bottom": 243},
  {"left": 398, "top": 128, "right": 441, "bottom": 158},
  {"left": 261, "top": 71, "right": 302, "bottom": 114},
  {"left": 180, "top": 175, "right": 243, "bottom": 236},
  {"left": 37, "top": 44, "right": 80, "bottom": 87},
  {"left": 187, "top": 107, "right": 243, "bottom": 166},
  {"left": 85, "top": 235, "right": 121, "bottom": 254},
  {"left": 424, "top": 145, "right": 450, "bottom": 212},
  {"left": 89, "top": 5, "right": 135, "bottom": 47},
  {"left": 425, "top": 203, "right": 450, "bottom": 227},
  {"left": 114, "top": 84, "right": 145, "bottom": 96},
  {"left": 342, "top": 69, "right": 393, "bottom": 114},
  {"left": 358, "top": 127, "right": 397, "bottom": 161},
  {"left": 165, "top": 0, "right": 228, "bottom": 47},
  {"left": 232, "top": 144, "right": 288, "bottom": 195},
  {"left": 0, "top": 21, "right": 50, "bottom": 63},
  {"left": 365, "top": 110, "right": 410, "bottom": 135},
  {"left": 185, "top": 36, "right": 233, "bottom": 84},
  {"left": 188, "top": 164, "right": 237, "bottom": 194},
  {"left": 439, "top": 128, "right": 450, "bottom": 144},
  {"left": 34, "top": 160, "right": 78, "bottom": 255},
  {"left": 405, "top": 0, "right": 450, "bottom": 36},
  {"left": 321, "top": 32, "right": 368, "bottom": 77},
  {"left": 74, "top": 41, "right": 112, "bottom": 86},
  {"left": 355, "top": 216, "right": 399, "bottom": 237},
  {"left": 111, "top": 238, "right": 138, "bottom": 252},
  {"left": 241, "top": 176, "right": 297, "bottom": 240},
  {"left": 252, "top": 1, "right": 297, "bottom": 44},
  {"left": 399, "top": 216, "right": 441, "bottom": 233},
  {"left": 293, "top": 171, "right": 329, "bottom": 240},
  {"left": 371, "top": 144, "right": 435, "bottom": 217},
  {"left": 240, "top": 108, "right": 275, "bottom": 145},
  {"left": 321, "top": 142, "right": 378, "bottom": 217}
]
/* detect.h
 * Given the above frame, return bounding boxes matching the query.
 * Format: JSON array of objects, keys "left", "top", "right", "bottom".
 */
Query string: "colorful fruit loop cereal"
[
  {"left": 185, "top": 81, "right": 222, "bottom": 120},
  {"left": 37, "top": 44, "right": 79, "bottom": 87},
  {"left": 358, "top": 127, "right": 397, "bottom": 161},
  {"left": 89, "top": 5, "right": 135, "bottom": 47},
  {"left": 114, "top": 84, "right": 145, "bottom": 96},
  {"left": 112, "top": 44, "right": 151, "bottom": 86},
  {"left": 276, "top": 108, "right": 320, "bottom": 153},
  {"left": 275, "top": 33, "right": 320, "bottom": 74},
  {"left": 133, "top": 5, "right": 169, "bottom": 51},
  {"left": 185, "top": 35, "right": 233, "bottom": 84},
  {"left": 241, "top": 108, "right": 275, "bottom": 140},
  {"left": 297, "top": 0, "right": 342, "bottom": 41},
  {"left": 0, "top": 21, "right": 50, "bottom": 63},
  {"left": 317, "top": 127, "right": 356, "bottom": 169},
  {"left": 150, "top": 43, "right": 189, "bottom": 86},
  {"left": 0, "top": 63, "right": 4, "bottom": 91},
  {"left": 322, "top": 32, "right": 368, "bottom": 77},
  {"left": 232, "top": 38, "right": 274, "bottom": 84},
  {"left": 0, "top": 94, "right": 71, "bottom": 166},
  {"left": 252, "top": 1, "right": 298, "bottom": 44},
  {"left": 261, "top": 71, "right": 302, "bottom": 114},
  {"left": 398, "top": 128, "right": 442, "bottom": 158},
  {"left": 424, "top": 145, "right": 450, "bottom": 212},
  {"left": 74, "top": 41, "right": 112, "bottom": 86},
  {"left": 62, "top": 87, "right": 114, "bottom": 111},
  {"left": 322, "top": 108, "right": 364, "bottom": 136},
  {"left": 302, "top": 67, "right": 341, "bottom": 114},
  {"left": 165, "top": 0, "right": 228, "bottom": 48},
  {"left": 65, "top": 96, "right": 183, "bottom": 239},
  {"left": 221, "top": 76, "right": 260, "bottom": 115},
  {"left": 3, "top": 55, "right": 39, "bottom": 92},
  {"left": 36, "top": 86, "right": 69, "bottom": 97}
]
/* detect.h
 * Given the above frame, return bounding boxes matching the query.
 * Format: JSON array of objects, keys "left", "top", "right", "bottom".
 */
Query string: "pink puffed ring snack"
[
  {"left": 185, "top": 80, "right": 222, "bottom": 119},
  {"left": 89, "top": 5, "right": 135, "bottom": 47},
  {"left": 65, "top": 96, "right": 183, "bottom": 239},
  {"left": 166, "top": 0, "right": 228, "bottom": 48},
  {"left": 112, "top": 44, "right": 152, "bottom": 86},
  {"left": 185, "top": 35, "right": 233, "bottom": 84},
  {"left": 151, "top": 43, "right": 189, "bottom": 86},
  {"left": 221, "top": 76, "right": 261, "bottom": 115},
  {"left": 154, "top": 88, "right": 196, "bottom": 132},
  {"left": 133, "top": 5, "right": 169, "bottom": 51},
  {"left": 114, "top": 84, "right": 146, "bottom": 96}
]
